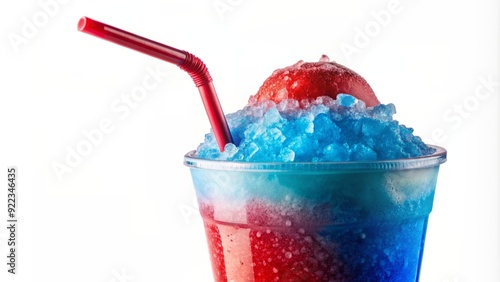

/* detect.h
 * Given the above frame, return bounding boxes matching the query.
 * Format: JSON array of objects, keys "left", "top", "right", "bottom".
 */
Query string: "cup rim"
[{"left": 184, "top": 145, "right": 447, "bottom": 172}]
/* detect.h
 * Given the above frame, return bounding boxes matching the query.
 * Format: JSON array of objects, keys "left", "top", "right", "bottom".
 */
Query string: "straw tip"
[
  {"left": 77, "top": 17, "right": 88, "bottom": 31},
  {"left": 78, "top": 17, "right": 97, "bottom": 32}
]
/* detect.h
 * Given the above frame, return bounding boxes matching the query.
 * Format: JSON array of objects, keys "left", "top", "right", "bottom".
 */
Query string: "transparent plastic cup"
[{"left": 184, "top": 145, "right": 447, "bottom": 282}]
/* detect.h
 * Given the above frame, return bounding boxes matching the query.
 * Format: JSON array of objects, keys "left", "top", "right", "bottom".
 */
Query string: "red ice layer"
[{"left": 251, "top": 56, "right": 380, "bottom": 107}]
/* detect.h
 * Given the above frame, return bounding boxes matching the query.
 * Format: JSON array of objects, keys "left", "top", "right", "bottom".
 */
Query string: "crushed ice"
[{"left": 196, "top": 95, "right": 435, "bottom": 162}]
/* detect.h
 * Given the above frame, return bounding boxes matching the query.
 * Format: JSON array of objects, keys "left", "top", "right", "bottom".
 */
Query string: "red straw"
[{"left": 77, "top": 17, "right": 233, "bottom": 151}]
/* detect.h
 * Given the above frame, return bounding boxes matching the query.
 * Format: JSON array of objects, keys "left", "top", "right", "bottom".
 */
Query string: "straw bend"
[{"left": 180, "top": 52, "right": 213, "bottom": 87}]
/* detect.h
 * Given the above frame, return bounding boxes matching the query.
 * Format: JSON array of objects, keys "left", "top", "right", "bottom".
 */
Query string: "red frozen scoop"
[{"left": 251, "top": 55, "right": 380, "bottom": 107}]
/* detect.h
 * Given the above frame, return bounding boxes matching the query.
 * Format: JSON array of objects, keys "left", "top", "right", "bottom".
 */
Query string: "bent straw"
[{"left": 78, "top": 17, "right": 233, "bottom": 151}]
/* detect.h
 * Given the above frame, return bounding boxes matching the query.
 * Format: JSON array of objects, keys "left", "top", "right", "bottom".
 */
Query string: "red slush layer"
[{"left": 200, "top": 203, "right": 352, "bottom": 282}]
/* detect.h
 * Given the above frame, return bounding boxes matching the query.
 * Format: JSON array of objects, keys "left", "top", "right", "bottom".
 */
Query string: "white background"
[{"left": 0, "top": 0, "right": 499, "bottom": 281}]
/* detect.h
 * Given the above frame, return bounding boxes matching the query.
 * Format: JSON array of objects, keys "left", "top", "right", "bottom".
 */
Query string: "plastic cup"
[{"left": 184, "top": 145, "right": 447, "bottom": 282}]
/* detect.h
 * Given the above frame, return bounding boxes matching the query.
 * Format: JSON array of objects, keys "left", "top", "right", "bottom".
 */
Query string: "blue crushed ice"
[{"left": 196, "top": 95, "right": 434, "bottom": 162}]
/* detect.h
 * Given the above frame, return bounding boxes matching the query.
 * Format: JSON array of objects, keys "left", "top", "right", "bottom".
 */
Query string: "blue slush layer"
[
  {"left": 196, "top": 94, "right": 434, "bottom": 162},
  {"left": 314, "top": 217, "right": 429, "bottom": 281}
]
